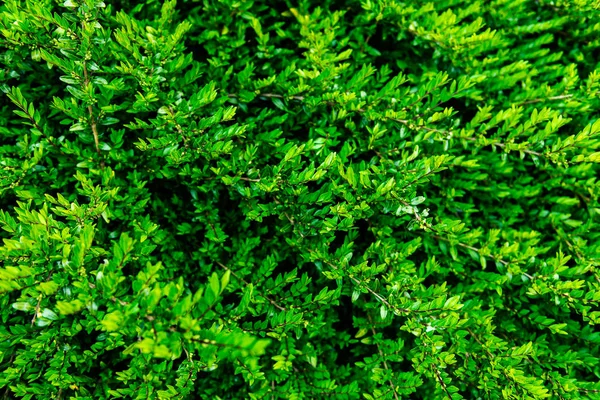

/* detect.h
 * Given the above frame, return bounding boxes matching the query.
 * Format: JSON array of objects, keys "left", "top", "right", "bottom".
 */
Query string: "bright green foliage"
[{"left": 1, "top": 0, "right": 600, "bottom": 398}]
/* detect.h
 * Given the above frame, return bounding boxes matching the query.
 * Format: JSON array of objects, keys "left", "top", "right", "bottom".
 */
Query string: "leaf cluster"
[{"left": 1, "top": 0, "right": 600, "bottom": 399}]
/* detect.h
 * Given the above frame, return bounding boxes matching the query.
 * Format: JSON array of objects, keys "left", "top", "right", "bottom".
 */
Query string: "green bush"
[{"left": 1, "top": 0, "right": 600, "bottom": 398}]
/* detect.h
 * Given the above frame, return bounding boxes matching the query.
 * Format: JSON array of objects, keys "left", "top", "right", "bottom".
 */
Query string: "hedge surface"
[{"left": 1, "top": 0, "right": 600, "bottom": 399}]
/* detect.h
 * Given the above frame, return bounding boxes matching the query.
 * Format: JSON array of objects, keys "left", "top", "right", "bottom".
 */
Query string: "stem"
[
  {"left": 367, "top": 315, "right": 399, "bottom": 400},
  {"left": 31, "top": 294, "right": 42, "bottom": 327},
  {"left": 217, "top": 262, "right": 286, "bottom": 311},
  {"left": 82, "top": 61, "right": 101, "bottom": 156},
  {"left": 518, "top": 94, "right": 573, "bottom": 105}
]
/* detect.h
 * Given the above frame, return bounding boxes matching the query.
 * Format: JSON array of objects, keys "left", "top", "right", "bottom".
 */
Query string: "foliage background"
[{"left": 1, "top": 0, "right": 600, "bottom": 398}]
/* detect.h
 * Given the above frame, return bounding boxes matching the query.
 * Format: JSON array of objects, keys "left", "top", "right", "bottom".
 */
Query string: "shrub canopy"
[{"left": 1, "top": 0, "right": 600, "bottom": 399}]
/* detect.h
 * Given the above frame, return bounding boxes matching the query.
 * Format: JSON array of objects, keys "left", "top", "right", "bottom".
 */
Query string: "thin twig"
[
  {"left": 216, "top": 262, "right": 286, "bottom": 311},
  {"left": 261, "top": 93, "right": 305, "bottom": 101},
  {"left": 305, "top": 248, "right": 446, "bottom": 316},
  {"left": 168, "top": 106, "right": 189, "bottom": 148},
  {"left": 31, "top": 294, "right": 42, "bottom": 327},
  {"left": 227, "top": 93, "right": 305, "bottom": 101},
  {"left": 517, "top": 94, "right": 573, "bottom": 105},
  {"left": 432, "top": 363, "right": 453, "bottom": 400},
  {"left": 490, "top": 141, "right": 541, "bottom": 156},
  {"left": 367, "top": 315, "right": 399, "bottom": 400},
  {"left": 392, "top": 118, "right": 452, "bottom": 137},
  {"left": 273, "top": 197, "right": 296, "bottom": 227},
  {"left": 82, "top": 60, "right": 100, "bottom": 156}
]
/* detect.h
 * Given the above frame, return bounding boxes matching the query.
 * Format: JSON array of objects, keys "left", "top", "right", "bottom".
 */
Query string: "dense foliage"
[{"left": 1, "top": 0, "right": 600, "bottom": 398}]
